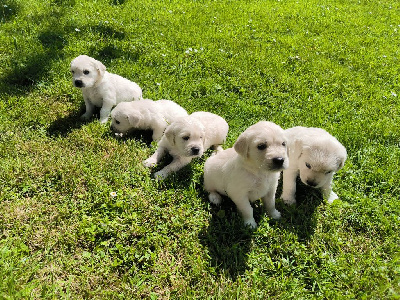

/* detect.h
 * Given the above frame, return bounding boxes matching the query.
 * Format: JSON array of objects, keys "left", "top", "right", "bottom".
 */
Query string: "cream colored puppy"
[
  {"left": 143, "top": 112, "right": 229, "bottom": 180},
  {"left": 70, "top": 55, "right": 142, "bottom": 123},
  {"left": 110, "top": 99, "right": 188, "bottom": 141},
  {"left": 204, "top": 121, "right": 288, "bottom": 229},
  {"left": 281, "top": 126, "right": 347, "bottom": 204}
]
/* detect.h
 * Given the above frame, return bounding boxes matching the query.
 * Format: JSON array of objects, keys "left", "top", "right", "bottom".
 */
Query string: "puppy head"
[
  {"left": 70, "top": 55, "right": 106, "bottom": 88},
  {"left": 110, "top": 104, "right": 142, "bottom": 135},
  {"left": 234, "top": 121, "right": 288, "bottom": 171},
  {"left": 297, "top": 138, "right": 347, "bottom": 188},
  {"left": 164, "top": 117, "right": 205, "bottom": 157}
]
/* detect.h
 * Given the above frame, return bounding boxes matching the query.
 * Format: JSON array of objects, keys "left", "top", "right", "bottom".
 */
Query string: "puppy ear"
[
  {"left": 164, "top": 124, "right": 176, "bottom": 146},
  {"left": 127, "top": 113, "right": 140, "bottom": 126},
  {"left": 336, "top": 148, "right": 347, "bottom": 170},
  {"left": 95, "top": 59, "right": 106, "bottom": 78},
  {"left": 234, "top": 134, "right": 249, "bottom": 158},
  {"left": 295, "top": 139, "right": 305, "bottom": 159}
]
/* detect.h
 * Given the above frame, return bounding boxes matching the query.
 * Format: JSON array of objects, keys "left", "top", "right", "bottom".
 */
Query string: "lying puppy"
[
  {"left": 143, "top": 112, "right": 229, "bottom": 180},
  {"left": 281, "top": 126, "right": 347, "bottom": 204},
  {"left": 70, "top": 55, "right": 142, "bottom": 123},
  {"left": 204, "top": 121, "right": 288, "bottom": 229},
  {"left": 110, "top": 99, "right": 188, "bottom": 141}
]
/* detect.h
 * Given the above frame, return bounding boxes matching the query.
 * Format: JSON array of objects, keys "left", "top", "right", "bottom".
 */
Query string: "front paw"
[
  {"left": 154, "top": 170, "right": 168, "bottom": 181},
  {"left": 268, "top": 209, "right": 281, "bottom": 220},
  {"left": 326, "top": 191, "right": 338, "bottom": 204},
  {"left": 80, "top": 112, "right": 92, "bottom": 120},
  {"left": 244, "top": 218, "right": 257, "bottom": 229},
  {"left": 143, "top": 158, "right": 157, "bottom": 168},
  {"left": 208, "top": 192, "right": 222, "bottom": 205},
  {"left": 281, "top": 194, "right": 296, "bottom": 205},
  {"left": 99, "top": 117, "right": 109, "bottom": 124}
]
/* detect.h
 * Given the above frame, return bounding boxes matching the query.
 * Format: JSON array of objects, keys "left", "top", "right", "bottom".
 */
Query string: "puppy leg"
[
  {"left": 231, "top": 196, "right": 257, "bottom": 228},
  {"left": 321, "top": 181, "right": 338, "bottom": 203},
  {"left": 99, "top": 102, "right": 114, "bottom": 123},
  {"left": 153, "top": 156, "right": 192, "bottom": 180},
  {"left": 281, "top": 169, "right": 298, "bottom": 205},
  {"left": 262, "top": 189, "right": 281, "bottom": 220},
  {"left": 143, "top": 146, "right": 167, "bottom": 167},
  {"left": 81, "top": 97, "right": 94, "bottom": 120}
]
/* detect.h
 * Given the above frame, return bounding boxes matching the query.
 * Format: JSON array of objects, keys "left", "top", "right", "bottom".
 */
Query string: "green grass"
[{"left": 0, "top": 0, "right": 399, "bottom": 298}]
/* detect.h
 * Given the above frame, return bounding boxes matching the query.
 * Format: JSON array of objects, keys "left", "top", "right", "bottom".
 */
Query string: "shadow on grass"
[
  {"left": 46, "top": 109, "right": 87, "bottom": 137},
  {"left": 199, "top": 195, "right": 255, "bottom": 280},
  {"left": 275, "top": 178, "right": 324, "bottom": 242},
  {"left": 199, "top": 178, "right": 323, "bottom": 280}
]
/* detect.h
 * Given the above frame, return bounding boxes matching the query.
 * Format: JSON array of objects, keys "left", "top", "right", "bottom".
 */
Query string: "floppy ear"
[
  {"left": 336, "top": 149, "right": 347, "bottom": 170},
  {"left": 164, "top": 124, "right": 176, "bottom": 146},
  {"left": 95, "top": 59, "right": 106, "bottom": 78},
  {"left": 234, "top": 133, "right": 249, "bottom": 158},
  {"left": 295, "top": 139, "right": 305, "bottom": 159},
  {"left": 127, "top": 113, "right": 141, "bottom": 126}
]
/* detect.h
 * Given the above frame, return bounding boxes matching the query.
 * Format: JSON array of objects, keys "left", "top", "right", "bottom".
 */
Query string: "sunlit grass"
[{"left": 0, "top": 0, "right": 399, "bottom": 298}]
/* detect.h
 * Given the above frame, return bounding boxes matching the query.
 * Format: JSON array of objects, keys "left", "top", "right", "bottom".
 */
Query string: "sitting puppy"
[
  {"left": 143, "top": 112, "right": 229, "bottom": 180},
  {"left": 70, "top": 55, "right": 142, "bottom": 123},
  {"left": 110, "top": 99, "right": 188, "bottom": 141},
  {"left": 204, "top": 121, "right": 288, "bottom": 229},
  {"left": 281, "top": 126, "right": 347, "bottom": 204}
]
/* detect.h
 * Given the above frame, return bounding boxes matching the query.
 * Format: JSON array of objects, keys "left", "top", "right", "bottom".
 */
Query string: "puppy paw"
[
  {"left": 99, "top": 117, "right": 109, "bottom": 124},
  {"left": 143, "top": 158, "right": 157, "bottom": 168},
  {"left": 208, "top": 192, "right": 222, "bottom": 205},
  {"left": 80, "top": 113, "right": 92, "bottom": 120},
  {"left": 154, "top": 170, "right": 168, "bottom": 181},
  {"left": 327, "top": 191, "right": 338, "bottom": 204},
  {"left": 268, "top": 209, "right": 281, "bottom": 220},
  {"left": 244, "top": 218, "right": 257, "bottom": 229},
  {"left": 281, "top": 194, "right": 296, "bottom": 205}
]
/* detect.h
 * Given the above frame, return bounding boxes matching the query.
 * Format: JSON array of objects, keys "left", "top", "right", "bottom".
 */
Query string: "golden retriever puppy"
[
  {"left": 110, "top": 99, "right": 188, "bottom": 141},
  {"left": 143, "top": 112, "right": 229, "bottom": 180},
  {"left": 281, "top": 126, "right": 347, "bottom": 204},
  {"left": 204, "top": 121, "right": 288, "bottom": 228},
  {"left": 70, "top": 55, "right": 142, "bottom": 123}
]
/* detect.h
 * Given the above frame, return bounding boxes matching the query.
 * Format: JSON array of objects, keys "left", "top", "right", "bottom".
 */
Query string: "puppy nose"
[
  {"left": 272, "top": 157, "right": 285, "bottom": 166},
  {"left": 74, "top": 79, "right": 83, "bottom": 87},
  {"left": 306, "top": 180, "right": 317, "bottom": 187},
  {"left": 191, "top": 146, "right": 200, "bottom": 155}
]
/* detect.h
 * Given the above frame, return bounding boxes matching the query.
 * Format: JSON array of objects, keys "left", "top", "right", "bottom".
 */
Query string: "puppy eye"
[
  {"left": 305, "top": 162, "right": 311, "bottom": 169},
  {"left": 182, "top": 136, "right": 190, "bottom": 141},
  {"left": 325, "top": 170, "right": 332, "bottom": 174},
  {"left": 257, "top": 143, "right": 267, "bottom": 150},
  {"left": 115, "top": 120, "right": 120, "bottom": 125},
  {"left": 282, "top": 141, "right": 286, "bottom": 146},
  {"left": 83, "top": 70, "right": 90, "bottom": 75}
]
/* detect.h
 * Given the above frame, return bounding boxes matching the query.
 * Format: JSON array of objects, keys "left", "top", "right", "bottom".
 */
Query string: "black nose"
[
  {"left": 191, "top": 147, "right": 200, "bottom": 155},
  {"left": 74, "top": 79, "right": 83, "bottom": 87},
  {"left": 272, "top": 157, "right": 285, "bottom": 166},
  {"left": 306, "top": 180, "right": 317, "bottom": 187}
]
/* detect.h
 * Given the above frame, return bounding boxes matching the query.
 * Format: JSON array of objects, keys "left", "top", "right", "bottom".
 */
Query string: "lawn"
[{"left": 0, "top": 0, "right": 399, "bottom": 298}]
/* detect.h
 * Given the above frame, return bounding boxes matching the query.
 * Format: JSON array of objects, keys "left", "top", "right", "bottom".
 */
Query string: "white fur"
[
  {"left": 70, "top": 55, "right": 142, "bottom": 123},
  {"left": 143, "top": 111, "right": 229, "bottom": 180},
  {"left": 204, "top": 121, "right": 288, "bottom": 229},
  {"left": 110, "top": 99, "right": 188, "bottom": 141},
  {"left": 281, "top": 126, "right": 347, "bottom": 205}
]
